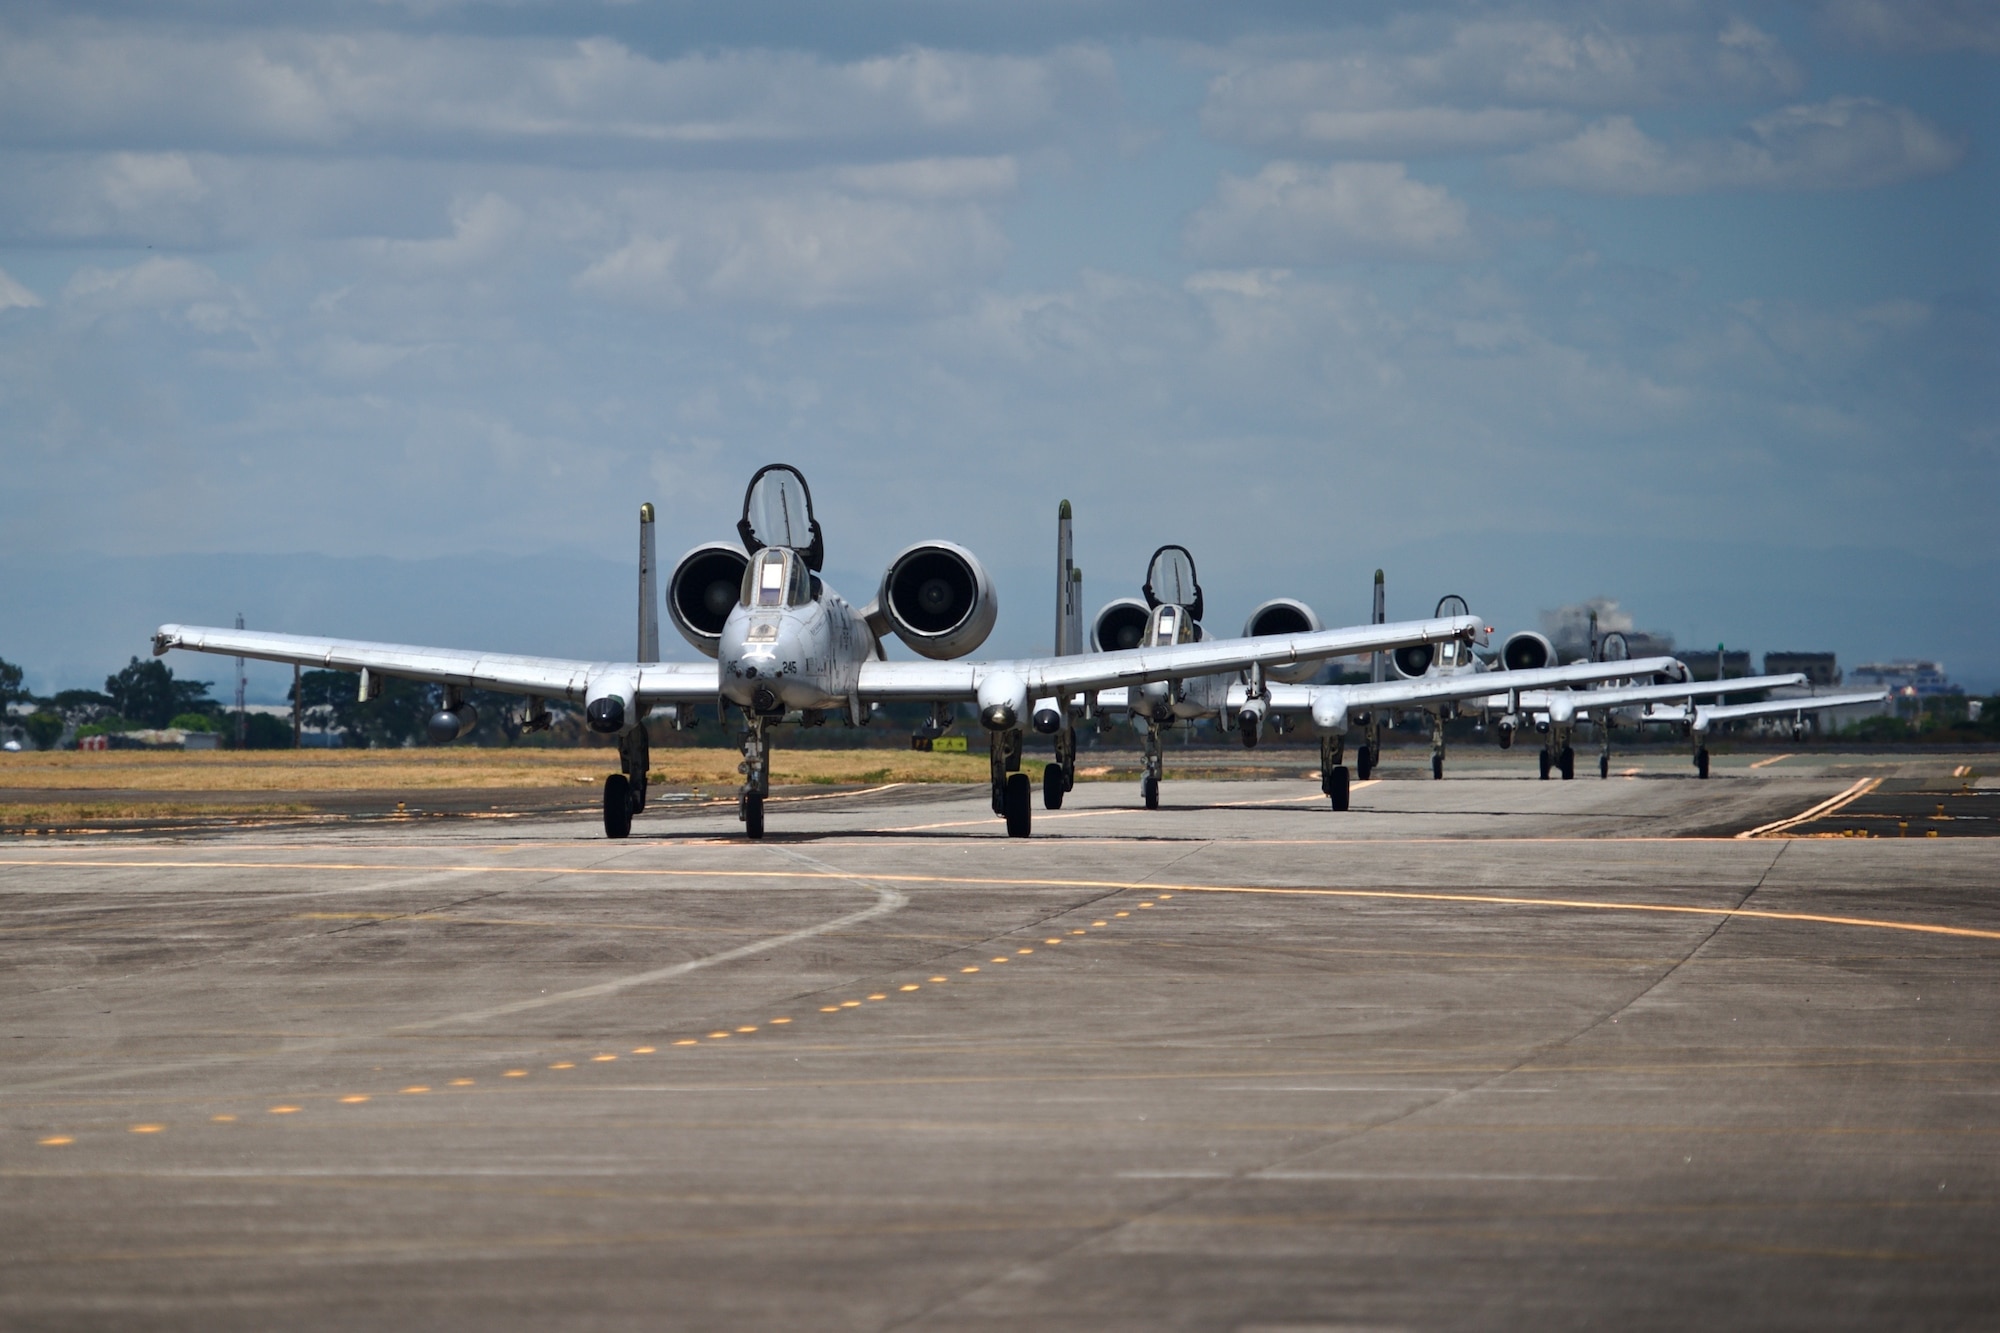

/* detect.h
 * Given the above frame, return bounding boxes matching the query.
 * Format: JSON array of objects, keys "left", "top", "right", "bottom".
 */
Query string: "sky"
[{"left": 1, "top": 0, "right": 1994, "bottom": 698}]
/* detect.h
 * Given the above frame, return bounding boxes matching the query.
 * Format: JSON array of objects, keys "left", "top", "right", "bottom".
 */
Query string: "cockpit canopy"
[
  {"left": 737, "top": 463, "right": 825, "bottom": 572},
  {"left": 1143, "top": 545, "right": 1203, "bottom": 623},
  {"left": 740, "top": 546, "right": 812, "bottom": 609}
]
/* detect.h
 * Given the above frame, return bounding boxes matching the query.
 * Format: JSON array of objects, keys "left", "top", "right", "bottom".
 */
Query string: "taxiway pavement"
[{"left": 3, "top": 757, "right": 1996, "bottom": 1330}]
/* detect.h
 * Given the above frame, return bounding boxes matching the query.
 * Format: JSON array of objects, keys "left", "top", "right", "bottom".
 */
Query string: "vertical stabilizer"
[
  {"left": 1370, "top": 569, "right": 1386, "bottom": 684},
  {"left": 1054, "top": 500, "right": 1081, "bottom": 656},
  {"left": 637, "top": 502, "right": 660, "bottom": 664}
]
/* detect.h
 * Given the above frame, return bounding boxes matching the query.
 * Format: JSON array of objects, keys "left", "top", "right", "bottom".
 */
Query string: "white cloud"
[
  {"left": 1502, "top": 98, "right": 1964, "bottom": 194},
  {"left": 61, "top": 256, "right": 229, "bottom": 312},
  {"left": 1817, "top": 0, "right": 2000, "bottom": 54},
  {"left": 0, "top": 266, "right": 41, "bottom": 311},
  {"left": 358, "top": 193, "right": 526, "bottom": 274},
  {"left": 576, "top": 190, "right": 1009, "bottom": 309},
  {"left": 831, "top": 155, "right": 1019, "bottom": 198},
  {"left": 0, "top": 27, "right": 1112, "bottom": 163},
  {"left": 1200, "top": 17, "right": 1802, "bottom": 156},
  {"left": 1184, "top": 162, "right": 1472, "bottom": 265}
]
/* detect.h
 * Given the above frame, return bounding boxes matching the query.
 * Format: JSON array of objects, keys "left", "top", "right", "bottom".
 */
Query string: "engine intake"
[
  {"left": 1242, "top": 598, "right": 1322, "bottom": 683},
  {"left": 878, "top": 541, "right": 996, "bottom": 660},
  {"left": 668, "top": 543, "right": 751, "bottom": 659},
  {"left": 1501, "top": 631, "right": 1556, "bottom": 672},
  {"left": 1090, "top": 598, "right": 1151, "bottom": 653},
  {"left": 1392, "top": 644, "right": 1435, "bottom": 678}
]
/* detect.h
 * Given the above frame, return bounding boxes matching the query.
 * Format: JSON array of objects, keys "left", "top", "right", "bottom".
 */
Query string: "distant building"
[
  {"left": 1851, "top": 660, "right": 1959, "bottom": 699},
  {"left": 1680, "top": 650, "right": 1753, "bottom": 680},
  {"left": 1764, "top": 652, "right": 1841, "bottom": 687}
]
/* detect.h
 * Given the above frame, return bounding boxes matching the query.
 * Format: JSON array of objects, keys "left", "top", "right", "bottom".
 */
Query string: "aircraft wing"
[
  {"left": 152, "top": 625, "right": 719, "bottom": 705},
  {"left": 1231, "top": 656, "right": 1686, "bottom": 714},
  {"left": 1687, "top": 690, "right": 1890, "bottom": 727},
  {"left": 856, "top": 615, "right": 1479, "bottom": 702},
  {"left": 1507, "top": 672, "right": 1811, "bottom": 716}
]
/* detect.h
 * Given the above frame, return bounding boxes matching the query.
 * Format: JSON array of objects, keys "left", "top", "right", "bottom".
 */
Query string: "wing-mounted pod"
[
  {"left": 1392, "top": 595, "right": 1475, "bottom": 678},
  {"left": 1500, "top": 630, "right": 1558, "bottom": 672},
  {"left": 875, "top": 541, "right": 997, "bottom": 660},
  {"left": 668, "top": 542, "right": 750, "bottom": 659},
  {"left": 1242, "top": 598, "right": 1323, "bottom": 684},
  {"left": 1090, "top": 598, "right": 1151, "bottom": 653},
  {"left": 737, "top": 463, "right": 825, "bottom": 572},
  {"left": 1142, "top": 545, "right": 1203, "bottom": 622}
]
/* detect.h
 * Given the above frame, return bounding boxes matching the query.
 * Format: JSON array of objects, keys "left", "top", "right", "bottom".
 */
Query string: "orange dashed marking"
[
  {"left": 401, "top": 1086, "right": 430, "bottom": 1094},
  {"left": 39, "top": 1136, "right": 73, "bottom": 1146},
  {"left": 840, "top": 1001, "right": 861, "bottom": 1008},
  {"left": 1016, "top": 948, "right": 1033, "bottom": 955},
  {"left": 899, "top": 984, "right": 920, "bottom": 992},
  {"left": 632, "top": 1046, "right": 657, "bottom": 1053},
  {"left": 269, "top": 1105, "right": 301, "bottom": 1115},
  {"left": 820, "top": 1006, "right": 841, "bottom": 1013},
  {"left": 769, "top": 1019, "right": 791, "bottom": 1025},
  {"left": 674, "top": 1039, "right": 700, "bottom": 1046},
  {"left": 549, "top": 1063, "right": 575, "bottom": 1070},
  {"left": 1044, "top": 938, "right": 1062, "bottom": 945},
  {"left": 340, "top": 1095, "right": 370, "bottom": 1104},
  {"left": 1114, "top": 911, "right": 1129, "bottom": 918},
  {"left": 735, "top": 1026, "right": 758, "bottom": 1033},
  {"left": 867, "top": 994, "right": 887, "bottom": 1001},
  {"left": 929, "top": 976, "right": 948, "bottom": 983},
  {"left": 1092, "top": 920, "right": 1107, "bottom": 926},
  {"left": 961, "top": 966, "right": 980, "bottom": 973},
  {"left": 504, "top": 1070, "right": 529, "bottom": 1077},
  {"left": 991, "top": 957, "right": 1008, "bottom": 964},
  {"left": 592, "top": 1054, "right": 618, "bottom": 1062},
  {"left": 212, "top": 1113, "right": 238, "bottom": 1122},
  {"left": 449, "top": 1078, "right": 476, "bottom": 1086},
  {"left": 130, "top": 1124, "right": 163, "bottom": 1134},
  {"left": 707, "top": 1032, "right": 731, "bottom": 1039}
]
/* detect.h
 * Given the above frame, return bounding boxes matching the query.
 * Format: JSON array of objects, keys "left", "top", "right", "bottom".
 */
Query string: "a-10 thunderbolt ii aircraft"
[
  {"left": 1489, "top": 669, "right": 1891, "bottom": 779},
  {"left": 1042, "top": 541, "right": 1684, "bottom": 809},
  {"left": 153, "top": 465, "right": 1477, "bottom": 840}
]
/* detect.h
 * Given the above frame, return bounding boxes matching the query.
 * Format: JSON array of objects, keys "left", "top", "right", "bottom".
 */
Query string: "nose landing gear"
[
  {"left": 601, "top": 723, "right": 650, "bottom": 839},
  {"left": 1320, "top": 735, "right": 1349, "bottom": 811}
]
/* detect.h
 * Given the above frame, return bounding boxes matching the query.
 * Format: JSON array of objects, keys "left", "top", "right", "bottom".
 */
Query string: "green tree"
[
  {"left": 23, "top": 711, "right": 64, "bottom": 751},
  {"left": 0, "top": 656, "right": 29, "bottom": 709},
  {"left": 239, "top": 713, "right": 295, "bottom": 749},
  {"left": 105, "top": 657, "right": 216, "bottom": 729},
  {"left": 48, "top": 689, "right": 117, "bottom": 727}
]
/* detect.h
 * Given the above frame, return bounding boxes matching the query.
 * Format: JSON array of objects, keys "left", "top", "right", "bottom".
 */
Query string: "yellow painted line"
[
  {"left": 591, "top": 1054, "right": 618, "bottom": 1061},
  {"left": 1739, "top": 778, "right": 1882, "bottom": 839},
  {"left": 449, "top": 1078, "right": 476, "bottom": 1086},
  {"left": 927, "top": 976, "right": 948, "bottom": 983},
  {"left": 959, "top": 967, "right": 979, "bottom": 974},
  {"left": 632, "top": 1046, "right": 657, "bottom": 1053},
  {"left": 549, "top": 1062, "right": 575, "bottom": 1069},
  {"left": 898, "top": 984, "right": 920, "bottom": 992},
  {"left": 1749, "top": 754, "right": 1795, "bottom": 769},
  {"left": 400, "top": 1086, "right": 430, "bottom": 1094},
  {"left": 11, "top": 853, "right": 1994, "bottom": 946}
]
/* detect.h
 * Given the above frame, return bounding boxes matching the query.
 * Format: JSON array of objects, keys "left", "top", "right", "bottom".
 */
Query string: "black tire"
[
  {"left": 1328, "top": 764, "right": 1350, "bottom": 811},
  {"left": 1559, "top": 746, "right": 1575, "bottom": 781},
  {"left": 1696, "top": 748, "right": 1710, "bottom": 780},
  {"left": 1141, "top": 774, "right": 1159, "bottom": 809},
  {"left": 1356, "top": 747, "right": 1373, "bottom": 781},
  {"left": 1538, "top": 750, "right": 1552, "bottom": 781},
  {"left": 743, "top": 791, "right": 765, "bottom": 839},
  {"left": 1599, "top": 753, "right": 1610, "bottom": 780},
  {"left": 1004, "top": 772, "right": 1032, "bottom": 837},
  {"left": 1431, "top": 752, "right": 1443, "bottom": 781},
  {"left": 603, "top": 774, "right": 633, "bottom": 839},
  {"left": 1043, "top": 764, "right": 1066, "bottom": 810}
]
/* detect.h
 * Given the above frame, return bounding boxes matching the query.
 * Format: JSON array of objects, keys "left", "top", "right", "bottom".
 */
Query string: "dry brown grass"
[
  {"left": 0, "top": 800, "right": 314, "bottom": 824},
  {"left": 0, "top": 748, "right": 1016, "bottom": 792}
]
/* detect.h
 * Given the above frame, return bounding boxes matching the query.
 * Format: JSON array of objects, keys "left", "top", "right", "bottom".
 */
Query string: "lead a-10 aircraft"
[
  {"left": 1072, "top": 552, "right": 1683, "bottom": 808},
  {"left": 153, "top": 465, "right": 1478, "bottom": 840}
]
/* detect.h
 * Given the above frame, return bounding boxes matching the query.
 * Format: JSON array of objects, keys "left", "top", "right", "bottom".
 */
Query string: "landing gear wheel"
[
  {"left": 1559, "top": 746, "right": 1575, "bottom": 781},
  {"left": 1599, "top": 753, "right": 1610, "bottom": 780},
  {"left": 603, "top": 774, "right": 633, "bottom": 839},
  {"left": 1004, "top": 772, "right": 1032, "bottom": 837},
  {"left": 1141, "top": 774, "right": 1159, "bottom": 809},
  {"left": 1356, "top": 747, "right": 1374, "bottom": 781},
  {"left": 1696, "top": 747, "right": 1710, "bottom": 780},
  {"left": 1538, "top": 751, "right": 1552, "bottom": 781},
  {"left": 1431, "top": 752, "right": 1444, "bottom": 781},
  {"left": 1043, "top": 764, "right": 1066, "bottom": 810},
  {"left": 1327, "top": 765, "right": 1350, "bottom": 811},
  {"left": 742, "top": 791, "right": 765, "bottom": 840}
]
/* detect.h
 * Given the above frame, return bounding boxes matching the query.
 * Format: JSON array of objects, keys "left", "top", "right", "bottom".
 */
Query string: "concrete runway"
[{"left": 3, "top": 754, "right": 1996, "bottom": 1330}]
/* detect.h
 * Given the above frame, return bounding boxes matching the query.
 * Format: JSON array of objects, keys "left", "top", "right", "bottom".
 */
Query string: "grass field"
[{"left": 0, "top": 747, "right": 1025, "bottom": 793}]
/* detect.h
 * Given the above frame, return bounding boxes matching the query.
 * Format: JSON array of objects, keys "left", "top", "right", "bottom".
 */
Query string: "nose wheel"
[
  {"left": 1003, "top": 772, "right": 1032, "bottom": 837},
  {"left": 741, "top": 791, "right": 765, "bottom": 839},
  {"left": 1695, "top": 746, "right": 1710, "bottom": 779},
  {"left": 603, "top": 773, "right": 634, "bottom": 839},
  {"left": 1559, "top": 746, "right": 1575, "bottom": 780}
]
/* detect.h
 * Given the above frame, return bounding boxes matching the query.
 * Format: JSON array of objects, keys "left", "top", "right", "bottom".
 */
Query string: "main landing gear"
[
  {"left": 1320, "top": 734, "right": 1349, "bottom": 811},
  {"left": 1430, "top": 713, "right": 1446, "bottom": 781},
  {"left": 1538, "top": 746, "right": 1575, "bottom": 781},
  {"left": 602, "top": 723, "right": 650, "bottom": 839},
  {"left": 1695, "top": 746, "right": 1710, "bottom": 780},
  {"left": 1044, "top": 722, "right": 1076, "bottom": 810},
  {"left": 990, "top": 727, "right": 1031, "bottom": 837}
]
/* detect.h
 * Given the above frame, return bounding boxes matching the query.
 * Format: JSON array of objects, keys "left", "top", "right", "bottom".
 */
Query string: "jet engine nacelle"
[
  {"left": 1500, "top": 631, "right": 1557, "bottom": 672},
  {"left": 879, "top": 541, "right": 997, "bottom": 660},
  {"left": 1391, "top": 644, "right": 1435, "bottom": 679},
  {"left": 1090, "top": 598, "right": 1151, "bottom": 653},
  {"left": 668, "top": 542, "right": 751, "bottom": 659},
  {"left": 1241, "top": 598, "right": 1323, "bottom": 684}
]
